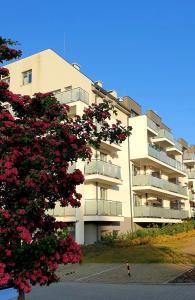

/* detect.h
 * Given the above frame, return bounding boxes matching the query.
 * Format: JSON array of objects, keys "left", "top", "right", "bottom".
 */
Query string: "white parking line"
[{"left": 75, "top": 265, "right": 123, "bottom": 282}]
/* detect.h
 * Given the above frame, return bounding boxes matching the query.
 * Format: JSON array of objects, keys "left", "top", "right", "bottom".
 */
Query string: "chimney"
[
  {"left": 72, "top": 63, "right": 80, "bottom": 71},
  {"left": 108, "top": 90, "right": 117, "bottom": 98},
  {"left": 94, "top": 80, "right": 103, "bottom": 88}
]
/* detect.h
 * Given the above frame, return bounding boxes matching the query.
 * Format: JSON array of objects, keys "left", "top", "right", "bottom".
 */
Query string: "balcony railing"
[
  {"left": 148, "top": 144, "right": 186, "bottom": 173},
  {"left": 68, "top": 163, "right": 76, "bottom": 173},
  {"left": 133, "top": 175, "right": 187, "bottom": 196},
  {"left": 55, "top": 87, "right": 89, "bottom": 105},
  {"left": 85, "top": 199, "right": 122, "bottom": 216},
  {"left": 147, "top": 118, "right": 158, "bottom": 132},
  {"left": 85, "top": 160, "right": 121, "bottom": 179},
  {"left": 157, "top": 128, "right": 174, "bottom": 142},
  {"left": 189, "top": 192, "right": 195, "bottom": 201},
  {"left": 147, "top": 118, "right": 182, "bottom": 152},
  {"left": 188, "top": 171, "right": 195, "bottom": 179},
  {"left": 174, "top": 140, "right": 183, "bottom": 152},
  {"left": 134, "top": 205, "right": 188, "bottom": 219},
  {"left": 184, "top": 152, "right": 195, "bottom": 161},
  {"left": 48, "top": 202, "right": 76, "bottom": 217}
]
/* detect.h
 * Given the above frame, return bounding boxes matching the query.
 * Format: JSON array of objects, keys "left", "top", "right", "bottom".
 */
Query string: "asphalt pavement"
[{"left": 26, "top": 282, "right": 195, "bottom": 300}]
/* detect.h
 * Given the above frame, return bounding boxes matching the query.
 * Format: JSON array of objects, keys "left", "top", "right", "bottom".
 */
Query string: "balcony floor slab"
[
  {"left": 131, "top": 157, "right": 186, "bottom": 177},
  {"left": 84, "top": 174, "right": 122, "bottom": 185}
]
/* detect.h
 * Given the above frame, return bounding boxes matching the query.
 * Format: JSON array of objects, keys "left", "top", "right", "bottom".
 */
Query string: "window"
[
  {"left": 22, "top": 70, "right": 32, "bottom": 85},
  {"left": 100, "top": 187, "right": 107, "bottom": 200}
]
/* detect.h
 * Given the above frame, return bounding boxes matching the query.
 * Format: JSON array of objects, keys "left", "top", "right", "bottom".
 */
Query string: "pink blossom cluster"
[{"left": 0, "top": 36, "right": 131, "bottom": 296}]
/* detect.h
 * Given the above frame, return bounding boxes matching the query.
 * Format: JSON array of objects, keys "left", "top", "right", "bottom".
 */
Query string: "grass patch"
[
  {"left": 82, "top": 242, "right": 195, "bottom": 264},
  {"left": 82, "top": 230, "right": 195, "bottom": 264},
  {"left": 102, "top": 220, "right": 195, "bottom": 244}
]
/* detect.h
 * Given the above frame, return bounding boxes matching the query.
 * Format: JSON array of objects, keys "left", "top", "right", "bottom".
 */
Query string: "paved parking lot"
[{"left": 56, "top": 263, "right": 191, "bottom": 284}]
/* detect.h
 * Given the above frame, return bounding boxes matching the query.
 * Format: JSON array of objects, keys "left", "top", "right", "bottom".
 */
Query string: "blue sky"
[{"left": 1, "top": 0, "right": 195, "bottom": 144}]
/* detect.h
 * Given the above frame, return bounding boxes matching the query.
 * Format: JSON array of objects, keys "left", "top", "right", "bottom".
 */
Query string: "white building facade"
[{"left": 2, "top": 49, "right": 192, "bottom": 244}]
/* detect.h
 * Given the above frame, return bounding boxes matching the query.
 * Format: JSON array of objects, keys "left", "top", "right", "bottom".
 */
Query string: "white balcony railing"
[
  {"left": 55, "top": 87, "right": 89, "bottom": 105},
  {"left": 85, "top": 160, "right": 121, "bottom": 179},
  {"left": 133, "top": 175, "right": 187, "bottom": 196},
  {"left": 85, "top": 199, "right": 122, "bottom": 216},
  {"left": 148, "top": 144, "right": 186, "bottom": 173},
  {"left": 134, "top": 206, "right": 188, "bottom": 219}
]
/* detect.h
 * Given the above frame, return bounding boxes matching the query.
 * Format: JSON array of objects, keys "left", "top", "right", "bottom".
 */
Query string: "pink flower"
[
  {"left": 5, "top": 249, "right": 12, "bottom": 257},
  {"left": 4, "top": 162, "right": 12, "bottom": 168},
  {"left": 17, "top": 209, "right": 26, "bottom": 215},
  {"left": 17, "top": 226, "right": 32, "bottom": 243}
]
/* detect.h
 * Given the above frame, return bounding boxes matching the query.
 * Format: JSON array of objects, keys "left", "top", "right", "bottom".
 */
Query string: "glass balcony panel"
[
  {"left": 184, "top": 152, "right": 195, "bottom": 161},
  {"left": 55, "top": 87, "right": 89, "bottom": 105},
  {"left": 157, "top": 129, "right": 174, "bottom": 142},
  {"left": 48, "top": 202, "right": 76, "bottom": 217},
  {"left": 117, "top": 202, "right": 122, "bottom": 215},
  {"left": 133, "top": 175, "right": 187, "bottom": 196},
  {"left": 85, "top": 199, "right": 97, "bottom": 215},
  {"left": 110, "top": 201, "right": 117, "bottom": 215},
  {"left": 85, "top": 199, "right": 122, "bottom": 216},
  {"left": 174, "top": 140, "right": 183, "bottom": 152},
  {"left": 68, "top": 163, "right": 76, "bottom": 173},
  {"left": 188, "top": 171, "right": 195, "bottom": 179},
  {"left": 134, "top": 206, "right": 188, "bottom": 219},
  {"left": 147, "top": 118, "right": 158, "bottom": 132},
  {"left": 85, "top": 160, "right": 121, "bottom": 179},
  {"left": 148, "top": 145, "right": 186, "bottom": 173}
]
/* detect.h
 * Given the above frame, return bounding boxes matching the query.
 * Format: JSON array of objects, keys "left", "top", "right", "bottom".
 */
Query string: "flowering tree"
[{"left": 0, "top": 37, "right": 132, "bottom": 300}]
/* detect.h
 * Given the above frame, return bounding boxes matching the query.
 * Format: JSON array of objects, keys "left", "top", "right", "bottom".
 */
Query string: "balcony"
[
  {"left": 134, "top": 206, "right": 189, "bottom": 220},
  {"left": 184, "top": 152, "right": 195, "bottom": 166},
  {"left": 84, "top": 159, "right": 122, "bottom": 185},
  {"left": 55, "top": 87, "right": 89, "bottom": 105},
  {"left": 148, "top": 144, "right": 186, "bottom": 174},
  {"left": 167, "top": 140, "right": 183, "bottom": 155},
  {"left": 147, "top": 118, "right": 159, "bottom": 133},
  {"left": 189, "top": 192, "right": 195, "bottom": 202},
  {"left": 174, "top": 140, "right": 183, "bottom": 152},
  {"left": 188, "top": 170, "right": 195, "bottom": 179},
  {"left": 96, "top": 123, "right": 121, "bottom": 152},
  {"left": 48, "top": 202, "right": 76, "bottom": 220},
  {"left": 132, "top": 175, "right": 188, "bottom": 197},
  {"left": 85, "top": 199, "right": 122, "bottom": 216},
  {"left": 152, "top": 128, "right": 174, "bottom": 147}
]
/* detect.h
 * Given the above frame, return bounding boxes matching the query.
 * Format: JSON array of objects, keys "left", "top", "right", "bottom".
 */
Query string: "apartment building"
[
  {"left": 129, "top": 111, "right": 190, "bottom": 225},
  {"left": 180, "top": 140, "right": 195, "bottom": 217},
  {"left": 3, "top": 49, "right": 192, "bottom": 243},
  {"left": 3, "top": 49, "right": 140, "bottom": 244}
]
